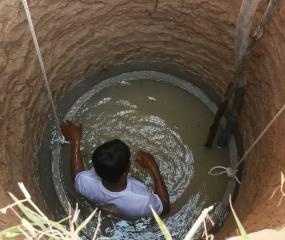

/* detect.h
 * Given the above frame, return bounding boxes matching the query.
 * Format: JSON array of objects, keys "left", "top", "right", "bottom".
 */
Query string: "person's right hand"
[
  {"left": 135, "top": 151, "right": 159, "bottom": 173},
  {"left": 61, "top": 121, "right": 82, "bottom": 142}
]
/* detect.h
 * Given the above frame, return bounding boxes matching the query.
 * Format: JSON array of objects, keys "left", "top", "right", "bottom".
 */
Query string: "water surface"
[{"left": 62, "top": 79, "right": 230, "bottom": 239}]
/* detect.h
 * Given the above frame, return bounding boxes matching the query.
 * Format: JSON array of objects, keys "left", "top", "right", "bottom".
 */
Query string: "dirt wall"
[{"left": 0, "top": 0, "right": 284, "bottom": 238}]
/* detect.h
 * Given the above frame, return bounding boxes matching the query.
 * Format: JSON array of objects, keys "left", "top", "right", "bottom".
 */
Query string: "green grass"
[
  {"left": 150, "top": 206, "right": 172, "bottom": 240},
  {"left": 0, "top": 183, "right": 103, "bottom": 240},
  {"left": 3, "top": 182, "right": 274, "bottom": 240},
  {"left": 229, "top": 195, "right": 250, "bottom": 240}
]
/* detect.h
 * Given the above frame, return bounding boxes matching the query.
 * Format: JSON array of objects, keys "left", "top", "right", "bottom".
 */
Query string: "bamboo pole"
[
  {"left": 205, "top": 0, "right": 280, "bottom": 147},
  {"left": 217, "top": 74, "right": 247, "bottom": 147}
]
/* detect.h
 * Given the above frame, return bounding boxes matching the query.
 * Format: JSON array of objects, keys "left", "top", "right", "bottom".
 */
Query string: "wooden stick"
[
  {"left": 235, "top": 0, "right": 261, "bottom": 66},
  {"left": 205, "top": 0, "right": 280, "bottom": 147},
  {"left": 217, "top": 74, "right": 247, "bottom": 147}
]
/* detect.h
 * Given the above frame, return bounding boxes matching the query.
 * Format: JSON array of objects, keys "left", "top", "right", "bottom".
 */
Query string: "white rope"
[
  {"left": 208, "top": 166, "right": 241, "bottom": 184},
  {"left": 209, "top": 102, "right": 285, "bottom": 183},
  {"left": 21, "top": 0, "right": 61, "bottom": 136}
]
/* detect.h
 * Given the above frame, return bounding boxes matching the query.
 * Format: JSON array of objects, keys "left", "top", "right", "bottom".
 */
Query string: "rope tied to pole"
[
  {"left": 208, "top": 166, "right": 240, "bottom": 184},
  {"left": 205, "top": 0, "right": 281, "bottom": 148},
  {"left": 209, "top": 101, "right": 285, "bottom": 184},
  {"left": 208, "top": 0, "right": 281, "bottom": 183}
]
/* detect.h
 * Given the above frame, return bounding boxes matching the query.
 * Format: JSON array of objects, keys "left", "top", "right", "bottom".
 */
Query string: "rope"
[
  {"left": 21, "top": 0, "right": 62, "bottom": 136},
  {"left": 209, "top": 102, "right": 285, "bottom": 183},
  {"left": 208, "top": 166, "right": 241, "bottom": 184}
]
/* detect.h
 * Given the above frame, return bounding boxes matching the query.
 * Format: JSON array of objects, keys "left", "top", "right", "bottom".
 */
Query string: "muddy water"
[{"left": 63, "top": 78, "right": 230, "bottom": 239}]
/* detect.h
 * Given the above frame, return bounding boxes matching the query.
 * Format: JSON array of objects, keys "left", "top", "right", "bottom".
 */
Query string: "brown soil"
[{"left": 0, "top": 0, "right": 285, "bottom": 238}]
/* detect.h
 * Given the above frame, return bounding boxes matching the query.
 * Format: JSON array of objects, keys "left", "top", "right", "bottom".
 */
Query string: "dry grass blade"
[
  {"left": 8, "top": 192, "right": 46, "bottom": 230},
  {"left": 184, "top": 205, "right": 214, "bottom": 240},
  {"left": 92, "top": 211, "right": 102, "bottom": 240},
  {"left": 270, "top": 171, "right": 285, "bottom": 207},
  {"left": 0, "top": 183, "right": 102, "bottom": 240},
  {"left": 75, "top": 208, "right": 98, "bottom": 234}
]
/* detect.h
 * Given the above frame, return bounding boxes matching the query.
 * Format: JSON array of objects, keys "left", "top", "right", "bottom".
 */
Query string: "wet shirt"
[{"left": 75, "top": 168, "right": 163, "bottom": 218}]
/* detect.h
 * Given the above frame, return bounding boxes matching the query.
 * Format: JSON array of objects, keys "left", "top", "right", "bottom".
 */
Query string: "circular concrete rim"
[{"left": 50, "top": 70, "right": 239, "bottom": 223}]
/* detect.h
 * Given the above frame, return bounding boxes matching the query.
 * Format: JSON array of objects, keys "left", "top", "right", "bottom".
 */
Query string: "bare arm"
[
  {"left": 149, "top": 166, "right": 170, "bottom": 215},
  {"left": 70, "top": 139, "right": 84, "bottom": 179},
  {"left": 61, "top": 121, "right": 84, "bottom": 180},
  {"left": 135, "top": 151, "right": 170, "bottom": 215}
]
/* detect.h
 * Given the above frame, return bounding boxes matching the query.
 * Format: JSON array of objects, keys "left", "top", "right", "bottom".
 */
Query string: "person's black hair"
[{"left": 92, "top": 139, "right": 130, "bottom": 183}]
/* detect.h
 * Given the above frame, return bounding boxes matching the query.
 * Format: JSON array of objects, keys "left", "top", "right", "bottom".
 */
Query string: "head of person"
[{"left": 92, "top": 139, "right": 131, "bottom": 184}]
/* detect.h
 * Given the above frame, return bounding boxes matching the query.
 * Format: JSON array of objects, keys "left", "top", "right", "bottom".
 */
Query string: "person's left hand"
[
  {"left": 61, "top": 121, "right": 82, "bottom": 142},
  {"left": 135, "top": 151, "right": 159, "bottom": 173}
]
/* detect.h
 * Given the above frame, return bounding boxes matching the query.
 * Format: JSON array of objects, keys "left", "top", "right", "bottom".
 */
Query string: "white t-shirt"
[{"left": 75, "top": 168, "right": 163, "bottom": 218}]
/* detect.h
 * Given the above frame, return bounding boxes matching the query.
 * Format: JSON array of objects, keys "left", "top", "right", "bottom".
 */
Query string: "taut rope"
[
  {"left": 209, "top": 103, "right": 285, "bottom": 183},
  {"left": 21, "top": 0, "right": 62, "bottom": 136}
]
